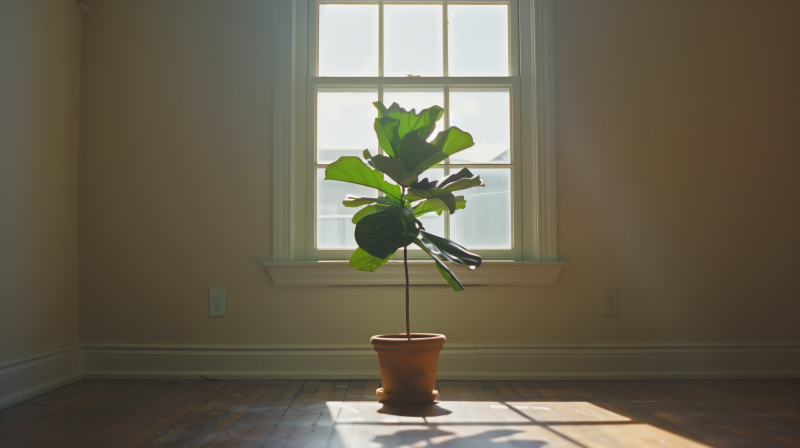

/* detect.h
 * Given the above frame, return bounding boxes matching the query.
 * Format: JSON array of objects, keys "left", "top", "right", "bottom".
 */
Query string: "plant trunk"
[{"left": 405, "top": 246, "right": 410, "bottom": 340}]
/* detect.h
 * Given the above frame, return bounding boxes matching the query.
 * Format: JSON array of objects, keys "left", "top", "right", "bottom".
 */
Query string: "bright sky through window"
[{"left": 315, "top": 2, "right": 514, "bottom": 251}]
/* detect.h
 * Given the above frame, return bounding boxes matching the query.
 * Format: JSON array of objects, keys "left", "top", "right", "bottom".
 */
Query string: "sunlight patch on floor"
[{"left": 326, "top": 400, "right": 711, "bottom": 447}]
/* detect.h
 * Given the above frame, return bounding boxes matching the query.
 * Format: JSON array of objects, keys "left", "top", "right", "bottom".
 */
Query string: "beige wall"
[
  {"left": 0, "top": 0, "right": 82, "bottom": 363},
  {"left": 555, "top": 0, "right": 800, "bottom": 344},
  {"left": 78, "top": 0, "right": 800, "bottom": 350}
]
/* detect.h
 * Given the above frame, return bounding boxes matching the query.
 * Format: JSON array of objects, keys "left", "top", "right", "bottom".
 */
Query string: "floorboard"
[{"left": 0, "top": 379, "right": 798, "bottom": 447}]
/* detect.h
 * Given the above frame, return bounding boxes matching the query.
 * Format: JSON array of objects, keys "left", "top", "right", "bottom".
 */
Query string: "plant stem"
[{"left": 405, "top": 245, "right": 410, "bottom": 340}]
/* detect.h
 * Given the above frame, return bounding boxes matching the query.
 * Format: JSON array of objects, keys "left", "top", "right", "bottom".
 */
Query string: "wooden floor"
[{"left": 0, "top": 379, "right": 798, "bottom": 447}]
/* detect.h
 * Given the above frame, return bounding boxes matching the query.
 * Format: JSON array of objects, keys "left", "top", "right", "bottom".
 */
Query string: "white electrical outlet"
[
  {"left": 209, "top": 288, "right": 225, "bottom": 317},
  {"left": 602, "top": 288, "right": 619, "bottom": 316}
]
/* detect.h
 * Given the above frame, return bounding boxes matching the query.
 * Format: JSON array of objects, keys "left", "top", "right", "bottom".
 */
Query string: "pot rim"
[{"left": 370, "top": 333, "right": 446, "bottom": 345}]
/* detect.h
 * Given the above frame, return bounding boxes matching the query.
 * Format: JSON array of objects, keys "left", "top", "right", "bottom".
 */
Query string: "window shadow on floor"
[
  {"left": 371, "top": 428, "right": 548, "bottom": 448},
  {"left": 324, "top": 379, "right": 800, "bottom": 447},
  {"left": 377, "top": 402, "right": 452, "bottom": 417}
]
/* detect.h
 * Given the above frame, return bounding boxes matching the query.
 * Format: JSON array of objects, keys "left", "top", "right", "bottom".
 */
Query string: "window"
[
  {"left": 314, "top": 1, "right": 516, "bottom": 261},
  {"left": 267, "top": 0, "right": 563, "bottom": 286}
]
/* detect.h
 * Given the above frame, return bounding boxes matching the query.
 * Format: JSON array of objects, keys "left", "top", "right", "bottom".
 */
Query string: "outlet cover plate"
[
  {"left": 209, "top": 288, "right": 225, "bottom": 317},
  {"left": 602, "top": 288, "right": 619, "bottom": 316}
]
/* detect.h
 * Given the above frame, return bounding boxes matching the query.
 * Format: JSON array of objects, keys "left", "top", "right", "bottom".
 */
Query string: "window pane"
[
  {"left": 317, "top": 91, "right": 378, "bottom": 163},
  {"left": 319, "top": 5, "right": 378, "bottom": 76},
  {"left": 385, "top": 5, "right": 443, "bottom": 77},
  {"left": 382, "top": 89, "right": 445, "bottom": 140},
  {"left": 317, "top": 169, "right": 375, "bottom": 249},
  {"left": 448, "top": 5, "right": 508, "bottom": 77},
  {"left": 450, "top": 168, "right": 511, "bottom": 249},
  {"left": 449, "top": 90, "right": 510, "bottom": 163}
]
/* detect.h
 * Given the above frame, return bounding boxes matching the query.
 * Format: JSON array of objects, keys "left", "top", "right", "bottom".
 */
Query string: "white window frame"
[{"left": 265, "top": 0, "right": 564, "bottom": 286}]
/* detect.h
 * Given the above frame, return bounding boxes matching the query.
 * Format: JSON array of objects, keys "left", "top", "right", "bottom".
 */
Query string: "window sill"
[{"left": 262, "top": 260, "right": 565, "bottom": 287}]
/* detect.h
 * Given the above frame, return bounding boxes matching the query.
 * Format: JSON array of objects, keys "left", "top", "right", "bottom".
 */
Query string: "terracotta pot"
[{"left": 370, "top": 333, "right": 446, "bottom": 403}]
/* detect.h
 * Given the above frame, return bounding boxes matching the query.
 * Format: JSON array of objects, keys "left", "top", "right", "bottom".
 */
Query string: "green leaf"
[
  {"left": 413, "top": 239, "right": 464, "bottom": 292},
  {"left": 368, "top": 154, "right": 418, "bottom": 187},
  {"left": 411, "top": 127, "right": 475, "bottom": 173},
  {"left": 342, "top": 195, "right": 378, "bottom": 208},
  {"left": 405, "top": 168, "right": 483, "bottom": 213},
  {"left": 440, "top": 175, "right": 484, "bottom": 192},
  {"left": 434, "top": 258, "right": 464, "bottom": 292},
  {"left": 397, "top": 105, "right": 443, "bottom": 141},
  {"left": 407, "top": 176, "right": 482, "bottom": 205},
  {"left": 380, "top": 194, "right": 403, "bottom": 206},
  {"left": 349, "top": 247, "right": 394, "bottom": 272},
  {"left": 398, "top": 132, "right": 441, "bottom": 173},
  {"left": 374, "top": 115, "right": 399, "bottom": 157},
  {"left": 436, "top": 168, "right": 484, "bottom": 192},
  {"left": 407, "top": 188, "right": 458, "bottom": 213},
  {"left": 324, "top": 157, "right": 402, "bottom": 201},
  {"left": 355, "top": 204, "right": 421, "bottom": 259},
  {"left": 377, "top": 102, "right": 443, "bottom": 139},
  {"left": 352, "top": 204, "right": 388, "bottom": 224},
  {"left": 412, "top": 196, "right": 466, "bottom": 217},
  {"left": 386, "top": 127, "right": 475, "bottom": 178},
  {"left": 417, "top": 230, "right": 482, "bottom": 268},
  {"left": 373, "top": 102, "right": 444, "bottom": 158},
  {"left": 432, "top": 126, "right": 474, "bottom": 156}
]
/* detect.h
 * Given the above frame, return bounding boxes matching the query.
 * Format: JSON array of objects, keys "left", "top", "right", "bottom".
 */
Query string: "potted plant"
[{"left": 324, "top": 101, "right": 483, "bottom": 403}]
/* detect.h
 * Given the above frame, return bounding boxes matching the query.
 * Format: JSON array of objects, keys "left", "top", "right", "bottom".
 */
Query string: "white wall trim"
[
  {"left": 0, "top": 344, "right": 83, "bottom": 410},
  {"left": 532, "top": 0, "right": 558, "bottom": 261},
  {"left": 82, "top": 342, "right": 800, "bottom": 381},
  {"left": 520, "top": 0, "right": 557, "bottom": 261},
  {"left": 263, "top": 260, "right": 566, "bottom": 286},
  {"left": 272, "top": 0, "right": 306, "bottom": 261}
]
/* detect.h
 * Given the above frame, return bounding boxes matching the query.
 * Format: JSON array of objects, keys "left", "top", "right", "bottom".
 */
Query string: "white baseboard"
[
  {"left": 82, "top": 342, "right": 800, "bottom": 380},
  {"left": 0, "top": 345, "right": 83, "bottom": 410},
  {"left": 2, "top": 343, "right": 794, "bottom": 410}
]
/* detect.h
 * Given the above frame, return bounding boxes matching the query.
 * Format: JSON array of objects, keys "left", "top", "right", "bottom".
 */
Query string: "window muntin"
[{"left": 311, "top": 1, "right": 520, "bottom": 260}]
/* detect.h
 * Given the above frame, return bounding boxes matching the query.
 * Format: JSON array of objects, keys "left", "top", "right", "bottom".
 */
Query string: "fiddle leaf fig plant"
[{"left": 325, "top": 102, "right": 484, "bottom": 337}]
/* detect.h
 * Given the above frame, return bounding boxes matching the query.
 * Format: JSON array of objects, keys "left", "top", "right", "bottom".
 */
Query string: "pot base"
[{"left": 376, "top": 387, "right": 438, "bottom": 404}]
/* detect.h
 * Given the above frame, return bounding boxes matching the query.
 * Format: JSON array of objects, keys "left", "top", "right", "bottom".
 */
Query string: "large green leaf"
[
  {"left": 405, "top": 169, "right": 483, "bottom": 213},
  {"left": 376, "top": 102, "right": 443, "bottom": 139},
  {"left": 354, "top": 205, "right": 421, "bottom": 259},
  {"left": 352, "top": 196, "right": 396, "bottom": 223},
  {"left": 413, "top": 239, "right": 464, "bottom": 292},
  {"left": 398, "top": 132, "right": 442, "bottom": 173},
  {"left": 349, "top": 247, "right": 394, "bottom": 272},
  {"left": 324, "top": 157, "right": 402, "bottom": 201},
  {"left": 406, "top": 188, "right": 458, "bottom": 213},
  {"left": 440, "top": 175, "right": 484, "bottom": 193},
  {"left": 436, "top": 168, "right": 484, "bottom": 192},
  {"left": 352, "top": 204, "right": 387, "bottom": 224},
  {"left": 366, "top": 154, "right": 419, "bottom": 187},
  {"left": 397, "top": 105, "right": 443, "bottom": 141},
  {"left": 373, "top": 102, "right": 444, "bottom": 158},
  {"left": 374, "top": 115, "right": 400, "bottom": 157},
  {"left": 382, "top": 127, "right": 474, "bottom": 180},
  {"left": 411, "top": 168, "right": 476, "bottom": 190},
  {"left": 412, "top": 196, "right": 466, "bottom": 217},
  {"left": 434, "top": 258, "right": 464, "bottom": 292},
  {"left": 342, "top": 195, "right": 378, "bottom": 208},
  {"left": 417, "top": 230, "right": 482, "bottom": 268},
  {"left": 410, "top": 127, "right": 475, "bottom": 172}
]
